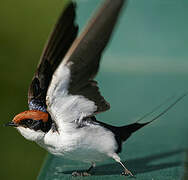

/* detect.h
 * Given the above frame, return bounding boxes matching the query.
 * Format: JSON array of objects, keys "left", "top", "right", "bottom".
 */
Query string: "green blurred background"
[{"left": 0, "top": 0, "right": 188, "bottom": 179}]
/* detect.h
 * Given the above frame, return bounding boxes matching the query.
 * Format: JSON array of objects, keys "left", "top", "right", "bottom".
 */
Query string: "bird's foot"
[
  {"left": 121, "top": 169, "right": 134, "bottom": 177},
  {"left": 72, "top": 171, "right": 91, "bottom": 177}
]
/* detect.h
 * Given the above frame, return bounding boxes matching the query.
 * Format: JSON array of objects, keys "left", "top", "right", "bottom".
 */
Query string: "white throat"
[{"left": 16, "top": 127, "right": 45, "bottom": 142}]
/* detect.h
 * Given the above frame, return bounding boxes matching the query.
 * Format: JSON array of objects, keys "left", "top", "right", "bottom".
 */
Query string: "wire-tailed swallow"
[{"left": 6, "top": 0, "right": 187, "bottom": 176}]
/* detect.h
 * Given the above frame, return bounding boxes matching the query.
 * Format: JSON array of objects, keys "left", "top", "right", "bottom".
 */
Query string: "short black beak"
[{"left": 4, "top": 121, "right": 18, "bottom": 127}]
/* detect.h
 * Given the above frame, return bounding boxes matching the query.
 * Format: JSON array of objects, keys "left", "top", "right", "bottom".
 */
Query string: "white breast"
[{"left": 39, "top": 123, "right": 117, "bottom": 163}]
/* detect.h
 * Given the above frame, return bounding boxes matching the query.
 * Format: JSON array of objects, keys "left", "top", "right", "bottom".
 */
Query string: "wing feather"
[
  {"left": 28, "top": 2, "right": 78, "bottom": 111},
  {"left": 47, "top": 0, "right": 126, "bottom": 128},
  {"left": 64, "top": 0, "right": 126, "bottom": 113}
]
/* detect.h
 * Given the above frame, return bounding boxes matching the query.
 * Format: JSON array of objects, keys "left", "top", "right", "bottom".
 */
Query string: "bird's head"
[{"left": 5, "top": 110, "right": 52, "bottom": 141}]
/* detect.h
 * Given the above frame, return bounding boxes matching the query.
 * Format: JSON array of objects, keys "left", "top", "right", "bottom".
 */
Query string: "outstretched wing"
[
  {"left": 46, "top": 0, "right": 126, "bottom": 129},
  {"left": 28, "top": 2, "right": 78, "bottom": 112}
]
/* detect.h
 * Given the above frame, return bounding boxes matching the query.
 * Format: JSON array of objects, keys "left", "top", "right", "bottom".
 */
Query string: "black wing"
[
  {"left": 63, "top": 0, "right": 126, "bottom": 114},
  {"left": 47, "top": 0, "right": 126, "bottom": 119},
  {"left": 28, "top": 2, "right": 78, "bottom": 111}
]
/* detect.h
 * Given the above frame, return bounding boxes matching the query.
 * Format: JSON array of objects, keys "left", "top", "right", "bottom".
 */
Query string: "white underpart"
[
  {"left": 17, "top": 63, "right": 121, "bottom": 164},
  {"left": 15, "top": 63, "right": 129, "bottom": 171},
  {"left": 40, "top": 63, "right": 119, "bottom": 163},
  {"left": 15, "top": 63, "right": 121, "bottom": 165},
  {"left": 16, "top": 118, "right": 119, "bottom": 163},
  {"left": 46, "top": 63, "right": 97, "bottom": 131},
  {"left": 16, "top": 127, "right": 45, "bottom": 142},
  {"left": 16, "top": 123, "right": 125, "bottom": 168},
  {"left": 40, "top": 123, "right": 118, "bottom": 163}
]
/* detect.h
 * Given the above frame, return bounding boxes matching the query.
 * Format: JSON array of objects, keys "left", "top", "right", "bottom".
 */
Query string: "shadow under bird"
[{"left": 5, "top": 0, "right": 187, "bottom": 176}]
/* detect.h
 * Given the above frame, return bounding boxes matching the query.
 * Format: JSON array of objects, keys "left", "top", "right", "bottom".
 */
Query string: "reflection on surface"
[
  {"left": 183, "top": 152, "right": 188, "bottom": 180},
  {"left": 62, "top": 149, "right": 184, "bottom": 175}
]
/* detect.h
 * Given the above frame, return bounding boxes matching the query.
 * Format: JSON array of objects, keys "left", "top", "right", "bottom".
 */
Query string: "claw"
[
  {"left": 121, "top": 170, "right": 134, "bottom": 177},
  {"left": 72, "top": 171, "right": 91, "bottom": 176}
]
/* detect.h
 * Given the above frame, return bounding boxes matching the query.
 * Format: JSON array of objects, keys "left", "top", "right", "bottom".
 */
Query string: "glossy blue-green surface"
[
  {"left": 38, "top": 0, "right": 188, "bottom": 179},
  {"left": 38, "top": 73, "right": 188, "bottom": 180}
]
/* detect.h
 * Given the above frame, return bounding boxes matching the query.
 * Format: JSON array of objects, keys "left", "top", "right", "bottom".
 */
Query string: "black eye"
[
  {"left": 20, "top": 119, "right": 34, "bottom": 127},
  {"left": 26, "top": 119, "right": 33, "bottom": 124}
]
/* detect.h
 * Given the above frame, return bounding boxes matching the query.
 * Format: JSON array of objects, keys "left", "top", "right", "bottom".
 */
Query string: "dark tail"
[{"left": 118, "top": 92, "right": 187, "bottom": 142}]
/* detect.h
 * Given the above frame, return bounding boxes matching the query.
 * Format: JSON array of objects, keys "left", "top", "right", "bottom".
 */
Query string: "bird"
[{"left": 5, "top": 0, "right": 187, "bottom": 177}]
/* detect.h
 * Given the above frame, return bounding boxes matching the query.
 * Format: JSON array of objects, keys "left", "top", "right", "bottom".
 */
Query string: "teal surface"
[
  {"left": 38, "top": 1, "right": 188, "bottom": 179},
  {"left": 1, "top": 0, "right": 188, "bottom": 179},
  {"left": 38, "top": 73, "right": 188, "bottom": 180}
]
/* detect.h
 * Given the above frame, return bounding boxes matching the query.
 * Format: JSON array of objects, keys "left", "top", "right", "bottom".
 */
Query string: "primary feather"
[
  {"left": 46, "top": 0, "right": 126, "bottom": 130},
  {"left": 28, "top": 2, "right": 78, "bottom": 112}
]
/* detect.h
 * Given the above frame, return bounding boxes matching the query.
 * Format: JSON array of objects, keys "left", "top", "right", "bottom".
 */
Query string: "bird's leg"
[
  {"left": 111, "top": 153, "right": 134, "bottom": 177},
  {"left": 119, "top": 161, "right": 134, "bottom": 176},
  {"left": 86, "top": 162, "right": 96, "bottom": 173},
  {"left": 72, "top": 162, "right": 96, "bottom": 176}
]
